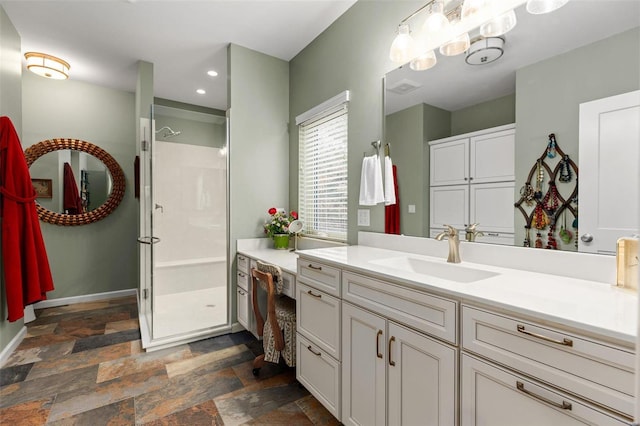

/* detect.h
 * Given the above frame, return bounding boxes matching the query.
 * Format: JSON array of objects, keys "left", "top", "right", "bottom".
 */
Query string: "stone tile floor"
[{"left": 0, "top": 296, "right": 340, "bottom": 425}]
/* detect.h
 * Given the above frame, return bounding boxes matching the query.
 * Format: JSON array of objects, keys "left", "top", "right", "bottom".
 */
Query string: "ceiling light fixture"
[
  {"left": 196, "top": 89, "right": 206, "bottom": 95},
  {"left": 207, "top": 70, "right": 218, "bottom": 77},
  {"left": 389, "top": 0, "right": 570, "bottom": 72},
  {"left": 24, "top": 52, "right": 70, "bottom": 80},
  {"left": 465, "top": 36, "right": 505, "bottom": 65}
]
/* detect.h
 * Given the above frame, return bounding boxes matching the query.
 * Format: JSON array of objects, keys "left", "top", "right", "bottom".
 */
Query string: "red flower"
[
  {"left": 290, "top": 211, "right": 298, "bottom": 220},
  {"left": 268, "top": 207, "right": 277, "bottom": 215}
]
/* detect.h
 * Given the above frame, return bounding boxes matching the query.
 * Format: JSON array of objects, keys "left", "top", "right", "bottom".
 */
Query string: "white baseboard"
[
  {"left": 231, "top": 322, "right": 246, "bottom": 333},
  {"left": 0, "top": 326, "right": 26, "bottom": 367},
  {"left": 33, "top": 289, "right": 137, "bottom": 309}
]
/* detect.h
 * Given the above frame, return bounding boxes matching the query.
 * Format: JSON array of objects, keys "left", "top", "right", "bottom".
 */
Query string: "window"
[{"left": 297, "top": 92, "right": 349, "bottom": 241}]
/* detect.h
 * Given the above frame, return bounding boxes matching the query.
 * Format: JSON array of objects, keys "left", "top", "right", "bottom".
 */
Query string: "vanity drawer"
[
  {"left": 297, "top": 333, "right": 341, "bottom": 421},
  {"left": 298, "top": 259, "right": 341, "bottom": 297},
  {"left": 462, "top": 305, "right": 635, "bottom": 417},
  {"left": 342, "top": 271, "right": 458, "bottom": 345},
  {"left": 236, "top": 270, "right": 250, "bottom": 291},
  {"left": 296, "top": 282, "right": 341, "bottom": 360},
  {"left": 237, "top": 254, "right": 249, "bottom": 274},
  {"left": 281, "top": 271, "right": 295, "bottom": 299}
]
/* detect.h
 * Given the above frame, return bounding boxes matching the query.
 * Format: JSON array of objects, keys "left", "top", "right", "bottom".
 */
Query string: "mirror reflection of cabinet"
[{"left": 429, "top": 124, "right": 515, "bottom": 244}]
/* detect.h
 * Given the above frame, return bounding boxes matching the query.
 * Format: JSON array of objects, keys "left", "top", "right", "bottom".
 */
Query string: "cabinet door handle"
[
  {"left": 238, "top": 289, "right": 245, "bottom": 296},
  {"left": 307, "top": 345, "right": 321, "bottom": 356},
  {"left": 464, "top": 177, "right": 468, "bottom": 181},
  {"left": 469, "top": 177, "right": 474, "bottom": 181},
  {"left": 307, "top": 290, "right": 322, "bottom": 298},
  {"left": 308, "top": 264, "right": 322, "bottom": 271},
  {"left": 517, "top": 325, "right": 573, "bottom": 347},
  {"left": 376, "top": 330, "right": 383, "bottom": 359},
  {"left": 388, "top": 336, "right": 396, "bottom": 366},
  {"left": 516, "top": 381, "right": 572, "bottom": 410}
]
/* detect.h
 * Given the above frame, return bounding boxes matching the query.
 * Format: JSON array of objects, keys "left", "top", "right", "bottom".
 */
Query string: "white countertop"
[
  {"left": 296, "top": 245, "right": 638, "bottom": 346},
  {"left": 237, "top": 248, "right": 298, "bottom": 275}
]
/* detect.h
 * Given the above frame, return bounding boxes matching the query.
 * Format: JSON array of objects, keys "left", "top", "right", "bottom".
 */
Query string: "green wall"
[
  {"left": 290, "top": 1, "right": 423, "bottom": 243},
  {"left": 229, "top": 44, "right": 289, "bottom": 322},
  {"left": 514, "top": 27, "right": 640, "bottom": 245},
  {"left": 21, "top": 71, "right": 138, "bottom": 299},
  {"left": 0, "top": 5, "right": 25, "bottom": 356},
  {"left": 451, "top": 93, "right": 515, "bottom": 136}
]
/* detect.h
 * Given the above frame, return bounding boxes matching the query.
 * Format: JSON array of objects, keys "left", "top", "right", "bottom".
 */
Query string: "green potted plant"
[{"left": 264, "top": 208, "right": 298, "bottom": 249}]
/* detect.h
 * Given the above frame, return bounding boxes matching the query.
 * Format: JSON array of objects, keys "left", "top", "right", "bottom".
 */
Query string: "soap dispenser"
[{"left": 616, "top": 235, "right": 639, "bottom": 290}]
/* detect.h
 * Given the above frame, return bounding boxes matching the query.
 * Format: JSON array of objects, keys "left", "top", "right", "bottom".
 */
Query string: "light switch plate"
[
  {"left": 357, "top": 209, "right": 370, "bottom": 226},
  {"left": 408, "top": 204, "right": 416, "bottom": 213}
]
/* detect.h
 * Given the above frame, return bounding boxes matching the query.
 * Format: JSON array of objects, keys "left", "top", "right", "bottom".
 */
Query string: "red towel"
[
  {"left": 385, "top": 165, "right": 400, "bottom": 234},
  {"left": 63, "top": 162, "right": 83, "bottom": 214},
  {"left": 0, "top": 116, "right": 55, "bottom": 322}
]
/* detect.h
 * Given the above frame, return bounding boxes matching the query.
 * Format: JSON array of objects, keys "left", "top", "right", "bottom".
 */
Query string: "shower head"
[{"left": 155, "top": 126, "right": 181, "bottom": 138}]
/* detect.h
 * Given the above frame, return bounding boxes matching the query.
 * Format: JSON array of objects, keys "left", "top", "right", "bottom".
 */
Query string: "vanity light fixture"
[
  {"left": 389, "top": 0, "right": 570, "bottom": 70},
  {"left": 196, "top": 89, "right": 206, "bottom": 95},
  {"left": 24, "top": 52, "right": 70, "bottom": 80}
]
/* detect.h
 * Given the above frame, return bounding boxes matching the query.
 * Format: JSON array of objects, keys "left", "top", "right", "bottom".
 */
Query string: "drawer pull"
[
  {"left": 238, "top": 256, "right": 246, "bottom": 261},
  {"left": 487, "top": 233, "right": 500, "bottom": 236},
  {"left": 516, "top": 381, "right": 572, "bottom": 410},
  {"left": 388, "top": 336, "right": 396, "bottom": 366},
  {"left": 307, "top": 345, "right": 321, "bottom": 356},
  {"left": 307, "top": 290, "right": 322, "bottom": 298},
  {"left": 238, "top": 289, "right": 246, "bottom": 296},
  {"left": 238, "top": 272, "right": 246, "bottom": 278},
  {"left": 308, "top": 264, "right": 323, "bottom": 271},
  {"left": 376, "top": 330, "right": 383, "bottom": 359},
  {"left": 517, "top": 325, "right": 573, "bottom": 347}
]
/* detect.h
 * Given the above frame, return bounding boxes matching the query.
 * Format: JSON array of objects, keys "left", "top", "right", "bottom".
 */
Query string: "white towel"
[
  {"left": 384, "top": 156, "right": 396, "bottom": 206},
  {"left": 359, "top": 154, "right": 385, "bottom": 206}
]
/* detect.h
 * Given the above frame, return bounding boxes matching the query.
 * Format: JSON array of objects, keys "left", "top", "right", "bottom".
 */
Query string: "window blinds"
[{"left": 298, "top": 105, "right": 348, "bottom": 241}]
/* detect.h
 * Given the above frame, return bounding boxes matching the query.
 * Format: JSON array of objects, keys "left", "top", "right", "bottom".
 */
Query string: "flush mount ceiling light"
[
  {"left": 207, "top": 70, "right": 218, "bottom": 77},
  {"left": 465, "top": 36, "right": 505, "bottom": 65},
  {"left": 24, "top": 52, "right": 70, "bottom": 80},
  {"left": 389, "top": 0, "right": 570, "bottom": 71},
  {"left": 196, "top": 89, "right": 206, "bottom": 95}
]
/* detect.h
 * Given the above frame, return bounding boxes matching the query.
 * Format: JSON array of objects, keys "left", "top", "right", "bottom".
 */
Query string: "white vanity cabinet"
[
  {"left": 461, "top": 305, "right": 634, "bottom": 423},
  {"left": 296, "top": 259, "right": 342, "bottom": 420},
  {"left": 236, "top": 254, "right": 254, "bottom": 335},
  {"left": 341, "top": 272, "right": 458, "bottom": 426}
]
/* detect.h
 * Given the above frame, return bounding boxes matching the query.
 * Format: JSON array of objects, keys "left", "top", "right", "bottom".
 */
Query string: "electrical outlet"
[
  {"left": 408, "top": 204, "right": 416, "bottom": 213},
  {"left": 357, "top": 209, "right": 370, "bottom": 226}
]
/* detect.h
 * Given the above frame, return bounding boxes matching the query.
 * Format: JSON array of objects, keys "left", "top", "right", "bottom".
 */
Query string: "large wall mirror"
[
  {"left": 384, "top": 0, "right": 640, "bottom": 255},
  {"left": 25, "top": 138, "right": 126, "bottom": 226}
]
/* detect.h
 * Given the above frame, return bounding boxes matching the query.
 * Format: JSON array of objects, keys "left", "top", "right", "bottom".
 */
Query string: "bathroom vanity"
[{"left": 294, "top": 233, "right": 636, "bottom": 425}]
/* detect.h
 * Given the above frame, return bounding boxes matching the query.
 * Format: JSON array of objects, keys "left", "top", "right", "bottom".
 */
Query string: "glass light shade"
[
  {"left": 480, "top": 9, "right": 517, "bottom": 37},
  {"left": 461, "top": 0, "right": 490, "bottom": 21},
  {"left": 389, "top": 24, "right": 416, "bottom": 64},
  {"left": 423, "top": 0, "right": 451, "bottom": 34},
  {"left": 439, "top": 32, "right": 470, "bottom": 56},
  {"left": 526, "top": 0, "right": 569, "bottom": 14},
  {"left": 25, "top": 52, "right": 70, "bottom": 80},
  {"left": 410, "top": 50, "right": 437, "bottom": 71}
]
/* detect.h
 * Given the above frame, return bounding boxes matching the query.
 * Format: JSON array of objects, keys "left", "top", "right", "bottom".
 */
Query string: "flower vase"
[{"left": 273, "top": 234, "right": 290, "bottom": 250}]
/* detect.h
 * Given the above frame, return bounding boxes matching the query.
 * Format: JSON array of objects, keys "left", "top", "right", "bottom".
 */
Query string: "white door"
[
  {"left": 470, "top": 129, "right": 515, "bottom": 184},
  {"left": 430, "top": 185, "right": 469, "bottom": 231},
  {"left": 579, "top": 90, "right": 640, "bottom": 254},
  {"left": 469, "top": 182, "right": 515, "bottom": 234},
  {"left": 388, "top": 322, "right": 457, "bottom": 426},
  {"left": 430, "top": 138, "right": 469, "bottom": 186},
  {"left": 342, "top": 303, "right": 386, "bottom": 426},
  {"left": 461, "top": 354, "right": 628, "bottom": 426}
]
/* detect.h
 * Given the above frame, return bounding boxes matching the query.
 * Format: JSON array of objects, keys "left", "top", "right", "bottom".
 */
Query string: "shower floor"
[{"left": 152, "top": 286, "right": 228, "bottom": 339}]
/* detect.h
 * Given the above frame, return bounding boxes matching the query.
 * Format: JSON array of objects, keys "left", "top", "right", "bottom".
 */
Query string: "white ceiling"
[
  {"left": 1, "top": 0, "right": 357, "bottom": 111},
  {"left": 386, "top": 0, "right": 640, "bottom": 114}
]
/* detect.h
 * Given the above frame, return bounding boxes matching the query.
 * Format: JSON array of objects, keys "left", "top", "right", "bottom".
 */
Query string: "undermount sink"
[{"left": 369, "top": 256, "right": 499, "bottom": 283}]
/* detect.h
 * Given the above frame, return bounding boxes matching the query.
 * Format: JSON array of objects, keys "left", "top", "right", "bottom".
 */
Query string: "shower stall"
[{"left": 138, "top": 104, "right": 229, "bottom": 349}]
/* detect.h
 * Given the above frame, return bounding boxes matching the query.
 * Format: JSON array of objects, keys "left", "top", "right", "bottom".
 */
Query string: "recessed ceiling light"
[
  {"left": 207, "top": 70, "right": 218, "bottom": 77},
  {"left": 196, "top": 89, "right": 206, "bottom": 95}
]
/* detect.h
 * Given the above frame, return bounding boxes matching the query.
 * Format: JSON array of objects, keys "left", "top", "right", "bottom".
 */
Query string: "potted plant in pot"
[{"left": 264, "top": 207, "right": 298, "bottom": 249}]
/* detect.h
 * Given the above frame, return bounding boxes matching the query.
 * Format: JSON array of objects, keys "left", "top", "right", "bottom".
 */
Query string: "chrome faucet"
[
  {"left": 465, "top": 223, "right": 484, "bottom": 242},
  {"left": 435, "top": 225, "right": 461, "bottom": 263}
]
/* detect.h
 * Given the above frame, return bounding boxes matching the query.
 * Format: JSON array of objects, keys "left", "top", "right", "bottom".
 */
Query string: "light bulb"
[
  {"left": 480, "top": 9, "right": 517, "bottom": 37},
  {"left": 461, "top": 0, "right": 490, "bottom": 21},
  {"left": 439, "top": 17, "right": 470, "bottom": 57},
  {"left": 389, "top": 23, "right": 416, "bottom": 64},
  {"left": 526, "top": 0, "right": 569, "bottom": 14},
  {"left": 423, "top": 0, "right": 451, "bottom": 34},
  {"left": 410, "top": 50, "right": 437, "bottom": 71}
]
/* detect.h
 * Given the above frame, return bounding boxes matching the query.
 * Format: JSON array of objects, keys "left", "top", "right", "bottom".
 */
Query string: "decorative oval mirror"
[{"left": 24, "top": 138, "right": 125, "bottom": 226}]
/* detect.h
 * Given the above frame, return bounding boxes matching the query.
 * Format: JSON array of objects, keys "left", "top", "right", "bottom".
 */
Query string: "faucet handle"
[
  {"left": 466, "top": 223, "right": 479, "bottom": 231},
  {"left": 443, "top": 224, "right": 458, "bottom": 236}
]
